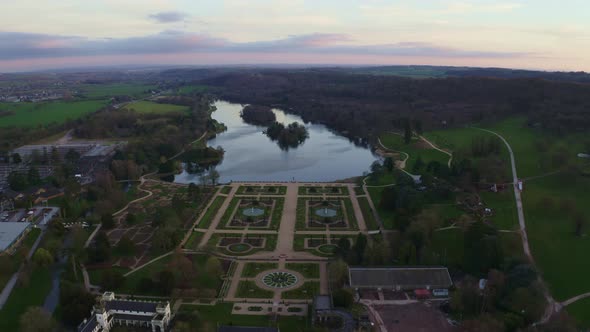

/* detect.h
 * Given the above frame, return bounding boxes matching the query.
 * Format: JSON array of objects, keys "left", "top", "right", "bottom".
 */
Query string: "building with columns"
[{"left": 78, "top": 292, "right": 170, "bottom": 332}]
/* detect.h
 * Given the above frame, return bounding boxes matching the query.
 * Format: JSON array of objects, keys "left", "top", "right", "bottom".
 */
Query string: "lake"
[{"left": 174, "top": 101, "right": 377, "bottom": 183}]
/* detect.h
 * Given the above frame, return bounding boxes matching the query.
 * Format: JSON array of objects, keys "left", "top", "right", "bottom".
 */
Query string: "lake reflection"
[{"left": 174, "top": 101, "right": 377, "bottom": 183}]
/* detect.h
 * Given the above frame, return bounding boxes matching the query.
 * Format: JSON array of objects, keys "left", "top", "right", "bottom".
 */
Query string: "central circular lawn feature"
[
  {"left": 318, "top": 244, "right": 337, "bottom": 254},
  {"left": 315, "top": 208, "right": 337, "bottom": 218},
  {"left": 243, "top": 207, "right": 265, "bottom": 217},
  {"left": 228, "top": 243, "right": 252, "bottom": 253},
  {"left": 262, "top": 271, "right": 298, "bottom": 288}
]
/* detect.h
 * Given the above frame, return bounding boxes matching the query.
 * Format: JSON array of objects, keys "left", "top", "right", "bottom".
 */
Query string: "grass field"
[
  {"left": 242, "top": 262, "right": 278, "bottom": 278},
  {"left": 282, "top": 281, "right": 320, "bottom": 299},
  {"left": 483, "top": 118, "right": 590, "bottom": 319},
  {"left": 179, "top": 303, "right": 310, "bottom": 332},
  {"left": 236, "top": 280, "right": 274, "bottom": 299},
  {"left": 178, "top": 84, "right": 209, "bottom": 95},
  {"left": 379, "top": 133, "right": 449, "bottom": 172},
  {"left": 198, "top": 196, "right": 226, "bottom": 229},
  {"left": 0, "top": 267, "right": 52, "bottom": 331},
  {"left": 285, "top": 263, "right": 320, "bottom": 278},
  {"left": 357, "top": 196, "right": 379, "bottom": 230},
  {"left": 78, "top": 83, "right": 156, "bottom": 98},
  {"left": 0, "top": 228, "right": 42, "bottom": 290},
  {"left": 0, "top": 100, "right": 109, "bottom": 127},
  {"left": 566, "top": 297, "right": 590, "bottom": 327},
  {"left": 123, "top": 100, "right": 189, "bottom": 114}
]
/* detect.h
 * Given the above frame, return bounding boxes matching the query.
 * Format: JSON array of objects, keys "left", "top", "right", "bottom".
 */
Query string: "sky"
[{"left": 0, "top": 0, "right": 589, "bottom": 72}]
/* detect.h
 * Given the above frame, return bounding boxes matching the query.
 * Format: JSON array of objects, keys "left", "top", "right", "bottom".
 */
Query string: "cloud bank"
[
  {"left": 0, "top": 31, "right": 527, "bottom": 62},
  {"left": 148, "top": 11, "right": 190, "bottom": 23}
]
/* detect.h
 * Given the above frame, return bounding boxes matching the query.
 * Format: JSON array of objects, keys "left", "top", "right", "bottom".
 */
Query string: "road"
[{"left": 475, "top": 128, "right": 556, "bottom": 324}]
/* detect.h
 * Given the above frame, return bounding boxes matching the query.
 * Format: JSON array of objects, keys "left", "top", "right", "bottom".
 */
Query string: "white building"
[{"left": 78, "top": 292, "right": 171, "bottom": 332}]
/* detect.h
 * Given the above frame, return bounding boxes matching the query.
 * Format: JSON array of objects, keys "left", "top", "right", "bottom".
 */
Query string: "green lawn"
[
  {"left": 484, "top": 118, "right": 590, "bottom": 310},
  {"left": 566, "top": 297, "right": 590, "bottom": 328},
  {"left": 78, "top": 83, "right": 156, "bottom": 98},
  {"left": 0, "top": 267, "right": 52, "bottom": 331},
  {"left": 285, "top": 263, "right": 320, "bottom": 278},
  {"left": 242, "top": 262, "right": 278, "bottom": 278},
  {"left": 282, "top": 281, "right": 320, "bottom": 299},
  {"left": 123, "top": 100, "right": 189, "bottom": 114},
  {"left": 235, "top": 280, "right": 274, "bottom": 299},
  {"left": 0, "top": 228, "right": 42, "bottom": 290},
  {"left": 198, "top": 196, "right": 226, "bottom": 229},
  {"left": 184, "top": 231, "right": 205, "bottom": 250},
  {"left": 0, "top": 100, "right": 109, "bottom": 127},
  {"left": 178, "top": 85, "right": 209, "bottom": 95},
  {"left": 368, "top": 187, "right": 394, "bottom": 229},
  {"left": 179, "top": 303, "right": 311, "bottom": 332},
  {"left": 358, "top": 196, "right": 380, "bottom": 230},
  {"left": 379, "top": 133, "right": 449, "bottom": 172}
]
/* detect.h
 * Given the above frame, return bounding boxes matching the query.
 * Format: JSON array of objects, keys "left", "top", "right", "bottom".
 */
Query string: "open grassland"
[
  {"left": 485, "top": 118, "right": 590, "bottom": 311},
  {"left": 178, "top": 84, "right": 209, "bottom": 95},
  {"left": 78, "top": 83, "right": 156, "bottom": 98},
  {"left": 0, "top": 100, "right": 108, "bottom": 127},
  {"left": 123, "top": 100, "right": 189, "bottom": 114},
  {"left": 0, "top": 267, "right": 52, "bottom": 331},
  {"left": 179, "top": 303, "right": 309, "bottom": 332},
  {"left": 379, "top": 133, "right": 449, "bottom": 171},
  {"left": 566, "top": 297, "right": 590, "bottom": 328}
]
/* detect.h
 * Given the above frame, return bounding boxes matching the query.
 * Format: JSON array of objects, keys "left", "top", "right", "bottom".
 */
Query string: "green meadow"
[
  {"left": 0, "top": 100, "right": 109, "bottom": 127},
  {"left": 123, "top": 100, "right": 189, "bottom": 114},
  {"left": 78, "top": 83, "right": 156, "bottom": 98}
]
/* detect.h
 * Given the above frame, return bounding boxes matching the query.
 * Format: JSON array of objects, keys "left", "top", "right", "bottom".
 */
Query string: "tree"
[
  {"left": 332, "top": 289, "right": 354, "bottom": 308},
  {"left": 205, "top": 256, "right": 223, "bottom": 276},
  {"left": 458, "top": 314, "right": 504, "bottom": 332},
  {"left": 328, "top": 259, "right": 349, "bottom": 288},
  {"left": 50, "top": 146, "right": 61, "bottom": 164},
  {"left": 27, "top": 167, "right": 41, "bottom": 185},
  {"left": 351, "top": 233, "right": 368, "bottom": 265},
  {"left": 59, "top": 281, "right": 96, "bottom": 327},
  {"left": 65, "top": 149, "right": 80, "bottom": 164},
  {"left": 0, "top": 255, "right": 11, "bottom": 276},
  {"left": 8, "top": 171, "right": 28, "bottom": 191},
  {"left": 335, "top": 237, "right": 351, "bottom": 258},
  {"left": 33, "top": 248, "right": 53, "bottom": 267},
  {"left": 11, "top": 152, "right": 22, "bottom": 164},
  {"left": 116, "top": 235, "right": 136, "bottom": 256},
  {"left": 19, "top": 307, "right": 56, "bottom": 332},
  {"left": 383, "top": 157, "right": 394, "bottom": 172},
  {"left": 573, "top": 212, "right": 586, "bottom": 237},
  {"left": 100, "top": 269, "right": 125, "bottom": 290},
  {"left": 125, "top": 212, "right": 137, "bottom": 225},
  {"left": 158, "top": 270, "right": 176, "bottom": 295},
  {"left": 404, "top": 119, "right": 412, "bottom": 144},
  {"left": 209, "top": 168, "right": 220, "bottom": 186},
  {"left": 101, "top": 214, "right": 115, "bottom": 229},
  {"left": 86, "top": 232, "right": 111, "bottom": 263}
]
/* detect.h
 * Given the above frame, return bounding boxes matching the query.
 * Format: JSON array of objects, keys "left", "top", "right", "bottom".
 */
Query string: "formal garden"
[{"left": 218, "top": 197, "right": 284, "bottom": 230}]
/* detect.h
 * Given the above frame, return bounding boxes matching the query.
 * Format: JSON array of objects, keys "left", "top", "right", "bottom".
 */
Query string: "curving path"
[
  {"left": 419, "top": 135, "right": 453, "bottom": 167},
  {"left": 475, "top": 128, "right": 557, "bottom": 325}
]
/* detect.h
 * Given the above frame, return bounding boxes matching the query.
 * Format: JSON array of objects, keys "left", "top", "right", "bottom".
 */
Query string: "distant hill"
[{"left": 349, "top": 65, "right": 590, "bottom": 83}]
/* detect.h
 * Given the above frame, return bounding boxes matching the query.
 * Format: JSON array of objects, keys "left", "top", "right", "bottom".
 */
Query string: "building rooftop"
[
  {"left": 349, "top": 266, "right": 452, "bottom": 289},
  {"left": 105, "top": 299, "right": 159, "bottom": 313},
  {"left": 218, "top": 327, "right": 279, "bottom": 332},
  {"left": 77, "top": 316, "right": 98, "bottom": 332},
  {"left": 113, "top": 313, "right": 154, "bottom": 322},
  {"left": 313, "top": 295, "right": 332, "bottom": 311},
  {"left": 0, "top": 222, "right": 30, "bottom": 251}
]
